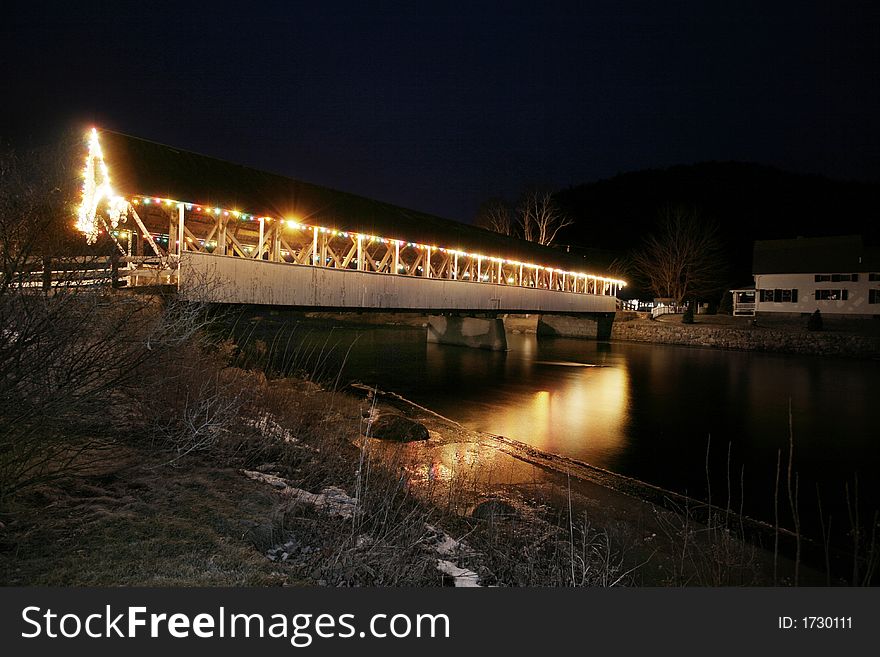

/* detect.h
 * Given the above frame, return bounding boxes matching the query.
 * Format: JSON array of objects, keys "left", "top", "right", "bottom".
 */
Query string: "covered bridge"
[{"left": 77, "top": 128, "right": 624, "bottom": 320}]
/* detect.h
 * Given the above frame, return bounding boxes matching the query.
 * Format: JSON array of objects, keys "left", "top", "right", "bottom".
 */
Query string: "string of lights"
[
  {"left": 76, "top": 128, "right": 129, "bottom": 244},
  {"left": 78, "top": 129, "right": 626, "bottom": 289},
  {"left": 127, "top": 194, "right": 625, "bottom": 287}
]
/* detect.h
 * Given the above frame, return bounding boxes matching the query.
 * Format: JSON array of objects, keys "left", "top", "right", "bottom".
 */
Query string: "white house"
[{"left": 737, "top": 235, "right": 880, "bottom": 318}]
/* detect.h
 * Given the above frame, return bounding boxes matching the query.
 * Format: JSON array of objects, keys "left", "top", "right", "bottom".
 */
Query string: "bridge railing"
[
  {"left": 8, "top": 256, "right": 118, "bottom": 290},
  {"left": 650, "top": 303, "right": 686, "bottom": 319},
  {"left": 7, "top": 255, "right": 177, "bottom": 291}
]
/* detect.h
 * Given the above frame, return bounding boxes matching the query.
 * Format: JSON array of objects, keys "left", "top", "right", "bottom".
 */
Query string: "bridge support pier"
[
  {"left": 426, "top": 315, "right": 508, "bottom": 351},
  {"left": 536, "top": 313, "right": 615, "bottom": 340}
]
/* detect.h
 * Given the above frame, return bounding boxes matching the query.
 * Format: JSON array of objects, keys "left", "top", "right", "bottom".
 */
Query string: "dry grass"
[
  {"left": 0, "top": 359, "right": 649, "bottom": 587},
  {"left": 0, "top": 448, "right": 287, "bottom": 586}
]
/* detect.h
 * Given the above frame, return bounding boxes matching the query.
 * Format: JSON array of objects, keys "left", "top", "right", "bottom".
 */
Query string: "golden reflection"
[
  {"left": 475, "top": 365, "right": 630, "bottom": 462},
  {"left": 530, "top": 390, "right": 551, "bottom": 432}
]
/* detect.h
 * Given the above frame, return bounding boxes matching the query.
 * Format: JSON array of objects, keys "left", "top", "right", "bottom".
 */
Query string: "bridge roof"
[{"left": 98, "top": 129, "right": 606, "bottom": 274}]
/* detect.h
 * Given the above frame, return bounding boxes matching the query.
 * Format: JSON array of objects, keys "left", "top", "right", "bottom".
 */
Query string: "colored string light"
[{"left": 78, "top": 130, "right": 626, "bottom": 289}]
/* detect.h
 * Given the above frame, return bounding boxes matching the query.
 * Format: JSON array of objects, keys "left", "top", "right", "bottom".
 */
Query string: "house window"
[
  {"left": 870, "top": 273, "right": 880, "bottom": 282},
  {"left": 760, "top": 289, "right": 798, "bottom": 302},
  {"left": 815, "top": 289, "right": 848, "bottom": 301},
  {"left": 815, "top": 273, "right": 859, "bottom": 282},
  {"left": 870, "top": 290, "right": 880, "bottom": 304}
]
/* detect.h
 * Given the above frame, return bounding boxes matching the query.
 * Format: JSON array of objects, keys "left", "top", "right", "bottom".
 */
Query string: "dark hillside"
[{"left": 555, "top": 163, "right": 880, "bottom": 292}]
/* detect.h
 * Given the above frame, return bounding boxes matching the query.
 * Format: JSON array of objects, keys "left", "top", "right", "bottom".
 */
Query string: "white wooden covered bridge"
[{"left": 75, "top": 129, "right": 625, "bottom": 347}]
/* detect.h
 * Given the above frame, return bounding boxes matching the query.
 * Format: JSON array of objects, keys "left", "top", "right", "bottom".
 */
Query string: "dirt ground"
[{"left": 0, "top": 448, "right": 288, "bottom": 586}]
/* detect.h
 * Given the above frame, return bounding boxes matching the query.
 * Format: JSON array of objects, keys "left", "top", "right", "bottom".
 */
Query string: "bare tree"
[
  {"left": 517, "top": 190, "right": 573, "bottom": 246},
  {"left": 0, "top": 137, "right": 217, "bottom": 501},
  {"left": 630, "top": 206, "right": 724, "bottom": 303},
  {"left": 474, "top": 198, "right": 514, "bottom": 236},
  {"left": 475, "top": 189, "right": 574, "bottom": 246},
  {"left": 0, "top": 137, "right": 82, "bottom": 296}
]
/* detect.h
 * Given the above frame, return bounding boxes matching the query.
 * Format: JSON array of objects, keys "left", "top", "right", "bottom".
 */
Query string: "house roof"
[
  {"left": 752, "top": 235, "right": 880, "bottom": 274},
  {"left": 99, "top": 130, "right": 601, "bottom": 274}
]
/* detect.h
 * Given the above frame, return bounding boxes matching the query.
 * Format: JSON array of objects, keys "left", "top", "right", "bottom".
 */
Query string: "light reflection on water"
[
  {"left": 283, "top": 321, "right": 879, "bottom": 530},
  {"left": 449, "top": 364, "right": 631, "bottom": 465}
]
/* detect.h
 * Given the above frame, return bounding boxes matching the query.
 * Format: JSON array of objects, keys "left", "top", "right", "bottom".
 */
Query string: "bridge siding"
[{"left": 180, "top": 251, "right": 616, "bottom": 314}]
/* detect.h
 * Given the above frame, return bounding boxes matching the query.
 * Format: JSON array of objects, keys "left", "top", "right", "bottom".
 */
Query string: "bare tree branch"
[
  {"left": 517, "top": 190, "right": 573, "bottom": 246},
  {"left": 630, "top": 206, "right": 724, "bottom": 303},
  {"left": 474, "top": 198, "right": 514, "bottom": 236},
  {"left": 0, "top": 137, "right": 221, "bottom": 502}
]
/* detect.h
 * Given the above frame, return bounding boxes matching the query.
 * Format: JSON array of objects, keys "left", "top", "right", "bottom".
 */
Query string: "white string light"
[
  {"left": 79, "top": 129, "right": 626, "bottom": 290},
  {"left": 76, "top": 128, "right": 130, "bottom": 244},
  {"left": 131, "top": 191, "right": 626, "bottom": 289}
]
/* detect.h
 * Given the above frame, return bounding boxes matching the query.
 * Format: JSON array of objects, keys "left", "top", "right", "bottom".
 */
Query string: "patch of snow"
[
  {"left": 297, "top": 486, "right": 357, "bottom": 518},
  {"left": 242, "top": 470, "right": 288, "bottom": 489},
  {"left": 424, "top": 524, "right": 481, "bottom": 586},
  {"left": 267, "top": 539, "right": 300, "bottom": 562},
  {"left": 244, "top": 413, "right": 297, "bottom": 443},
  {"left": 424, "top": 523, "right": 469, "bottom": 557},
  {"left": 436, "top": 560, "right": 480, "bottom": 587},
  {"left": 242, "top": 470, "right": 357, "bottom": 518}
]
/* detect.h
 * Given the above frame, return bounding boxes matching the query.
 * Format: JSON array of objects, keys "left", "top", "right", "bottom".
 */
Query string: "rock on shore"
[{"left": 366, "top": 413, "right": 430, "bottom": 442}]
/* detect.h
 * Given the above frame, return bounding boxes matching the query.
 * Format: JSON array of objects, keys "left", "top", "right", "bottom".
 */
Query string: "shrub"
[
  {"left": 1, "top": 292, "right": 162, "bottom": 501},
  {"left": 807, "top": 309, "right": 823, "bottom": 331},
  {"left": 682, "top": 303, "right": 695, "bottom": 324}
]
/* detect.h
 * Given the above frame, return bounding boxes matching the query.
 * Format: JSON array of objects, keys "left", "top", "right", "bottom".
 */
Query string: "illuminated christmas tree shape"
[{"left": 76, "top": 128, "right": 129, "bottom": 244}]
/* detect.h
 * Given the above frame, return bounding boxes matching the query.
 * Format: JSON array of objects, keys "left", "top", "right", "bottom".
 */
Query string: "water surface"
[{"left": 272, "top": 320, "right": 879, "bottom": 535}]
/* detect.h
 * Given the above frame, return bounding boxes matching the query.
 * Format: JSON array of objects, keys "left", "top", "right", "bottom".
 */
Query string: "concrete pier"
[
  {"left": 536, "top": 313, "right": 615, "bottom": 340},
  {"left": 426, "top": 315, "right": 508, "bottom": 351}
]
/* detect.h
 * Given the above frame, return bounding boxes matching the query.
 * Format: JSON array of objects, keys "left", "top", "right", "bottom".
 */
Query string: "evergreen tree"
[{"left": 682, "top": 303, "right": 695, "bottom": 324}]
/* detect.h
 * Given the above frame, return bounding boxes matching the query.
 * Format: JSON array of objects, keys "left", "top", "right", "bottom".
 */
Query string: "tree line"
[{"left": 475, "top": 188, "right": 725, "bottom": 304}]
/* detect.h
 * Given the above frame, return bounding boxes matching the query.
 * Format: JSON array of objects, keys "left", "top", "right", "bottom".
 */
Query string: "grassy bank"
[
  {"left": 0, "top": 295, "right": 871, "bottom": 586},
  {"left": 0, "top": 375, "right": 824, "bottom": 586},
  {"left": 1, "top": 367, "right": 650, "bottom": 587}
]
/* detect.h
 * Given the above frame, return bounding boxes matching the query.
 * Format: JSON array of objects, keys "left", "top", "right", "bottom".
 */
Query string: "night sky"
[{"left": 3, "top": 1, "right": 879, "bottom": 223}]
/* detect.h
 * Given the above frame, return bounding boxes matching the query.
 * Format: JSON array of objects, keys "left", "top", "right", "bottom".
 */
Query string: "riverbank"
[
  {"left": 610, "top": 313, "right": 880, "bottom": 358},
  {"left": 301, "top": 310, "right": 880, "bottom": 358},
  {"left": 2, "top": 293, "right": 871, "bottom": 587},
  {"left": 227, "top": 309, "right": 879, "bottom": 579},
  {"left": 353, "top": 385, "right": 846, "bottom": 585},
  {"left": 0, "top": 363, "right": 831, "bottom": 587}
]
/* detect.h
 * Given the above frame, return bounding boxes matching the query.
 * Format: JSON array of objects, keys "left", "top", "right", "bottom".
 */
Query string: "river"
[{"left": 257, "top": 317, "right": 879, "bottom": 538}]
